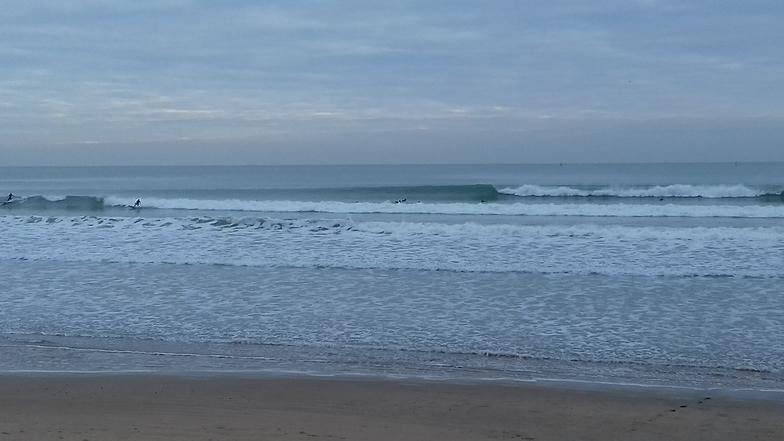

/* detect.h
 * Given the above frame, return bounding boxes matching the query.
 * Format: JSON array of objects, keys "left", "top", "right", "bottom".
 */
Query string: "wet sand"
[{"left": 1, "top": 375, "right": 783, "bottom": 440}]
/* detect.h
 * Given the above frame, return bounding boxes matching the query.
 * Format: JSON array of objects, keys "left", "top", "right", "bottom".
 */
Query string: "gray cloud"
[{"left": 1, "top": 0, "right": 782, "bottom": 164}]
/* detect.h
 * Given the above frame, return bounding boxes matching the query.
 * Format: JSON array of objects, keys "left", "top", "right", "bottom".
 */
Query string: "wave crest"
[{"left": 499, "top": 184, "right": 780, "bottom": 199}]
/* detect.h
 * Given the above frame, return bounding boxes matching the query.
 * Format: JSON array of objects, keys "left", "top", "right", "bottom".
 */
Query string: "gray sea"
[{"left": 1, "top": 163, "right": 783, "bottom": 392}]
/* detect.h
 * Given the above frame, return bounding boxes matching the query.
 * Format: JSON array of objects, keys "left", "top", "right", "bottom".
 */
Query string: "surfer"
[
  {"left": 6, "top": 193, "right": 13, "bottom": 202},
  {"left": 134, "top": 199, "right": 141, "bottom": 207}
]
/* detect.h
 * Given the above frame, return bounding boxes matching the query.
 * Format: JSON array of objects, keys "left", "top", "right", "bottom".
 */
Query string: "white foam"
[
  {"left": 1, "top": 215, "right": 782, "bottom": 277},
  {"left": 103, "top": 196, "right": 784, "bottom": 218},
  {"left": 499, "top": 184, "right": 768, "bottom": 198},
  {"left": 3, "top": 259, "right": 784, "bottom": 381}
]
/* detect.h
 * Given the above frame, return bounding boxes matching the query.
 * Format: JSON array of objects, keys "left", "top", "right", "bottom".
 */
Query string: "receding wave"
[
  {"left": 467, "top": 350, "right": 775, "bottom": 376},
  {"left": 499, "top": 184, "right": 784, "bottom": 199}
]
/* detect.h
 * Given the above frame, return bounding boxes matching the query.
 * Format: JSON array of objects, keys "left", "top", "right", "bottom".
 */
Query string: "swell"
[{"left": 306, "top": 184, "right": 502, "bottom": 202}]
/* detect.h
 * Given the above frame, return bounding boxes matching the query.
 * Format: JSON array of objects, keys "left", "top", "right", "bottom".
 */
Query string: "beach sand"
[{"left": 1, "top": 375, "right": 783, "bottom": 440}]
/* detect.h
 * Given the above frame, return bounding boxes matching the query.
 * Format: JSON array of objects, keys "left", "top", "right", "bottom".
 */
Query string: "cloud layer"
[{"left": 1, "top": 1, "right": 782, "bottom": 164}]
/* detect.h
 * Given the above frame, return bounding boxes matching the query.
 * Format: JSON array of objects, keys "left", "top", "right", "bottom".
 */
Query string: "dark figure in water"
[
  {"left": 6, "top": 193, "right": 13, "bottom": 202},
  {"left": 134, "top": 199, "right": 141, "bottom": 207}
]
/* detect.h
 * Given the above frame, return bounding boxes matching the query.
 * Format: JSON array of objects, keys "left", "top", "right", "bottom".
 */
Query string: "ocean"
[{"left": 1, "top": 163, "right": 783, "bottom": 392}]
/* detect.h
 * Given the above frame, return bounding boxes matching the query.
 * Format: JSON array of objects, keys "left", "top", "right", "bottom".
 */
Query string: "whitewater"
[{"left": 1, "top": 163, "right": 784, "bottom": 391}]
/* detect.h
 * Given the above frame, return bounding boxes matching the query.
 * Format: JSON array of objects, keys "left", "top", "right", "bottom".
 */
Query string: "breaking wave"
[{"left": 499, "top": 184, "right": 784, "bottom": 199}]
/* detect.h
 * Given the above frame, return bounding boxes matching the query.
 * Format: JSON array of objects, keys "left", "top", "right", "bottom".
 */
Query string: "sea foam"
[{"left": 498, "top": 184, "right": 772, "bottom": 198}]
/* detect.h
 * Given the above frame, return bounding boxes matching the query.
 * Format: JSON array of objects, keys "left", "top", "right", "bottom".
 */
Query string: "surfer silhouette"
[
  {"left": 134, "top": 199, "right": 141, "bottom": 207},
  {"left": 6, "top": 193, "right": 13, "bottom": 202}
]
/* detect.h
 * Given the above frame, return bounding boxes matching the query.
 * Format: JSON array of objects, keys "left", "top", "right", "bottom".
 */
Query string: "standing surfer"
[
  {"left": 6, "top": 193, "right": 13, "bottom": 202},
  {"left": 134, "top": 199, "right": 141, "bottom": 207}
]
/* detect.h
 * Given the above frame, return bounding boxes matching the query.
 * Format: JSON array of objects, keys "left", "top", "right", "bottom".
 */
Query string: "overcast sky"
[{"left": 1, "top": 0, "right": 782, "bottom": 165}]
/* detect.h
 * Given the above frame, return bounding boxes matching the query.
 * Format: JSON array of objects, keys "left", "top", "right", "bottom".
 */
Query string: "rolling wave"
[
  {"left": 3, "top": 183, "right": 781, "bottom": 212},
  {"left": 322, "top": 183, "right": 501, "bottom": 202}
]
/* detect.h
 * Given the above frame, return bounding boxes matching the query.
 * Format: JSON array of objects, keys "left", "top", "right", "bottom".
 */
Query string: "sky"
[{"left": 1, "top": 0, "right": 782, "bottom": 165}]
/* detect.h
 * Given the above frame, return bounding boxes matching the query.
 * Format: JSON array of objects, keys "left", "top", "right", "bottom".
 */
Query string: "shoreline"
[
  {"left": 4, "top": 369, "right": 784, "bottom": 401},
  {"left": 6, "top": 358, "right": 784, "bottom": 402},
  {"left": 2, "top": 373, "right": 784, "bottom": 440},
  {"left": 5, "top": 331, "right": 784, "bottom": 397}
]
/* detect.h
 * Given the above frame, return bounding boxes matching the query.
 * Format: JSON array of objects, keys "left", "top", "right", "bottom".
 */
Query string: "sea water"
[{"left": 1, "top": 163, "right": 783, "bottom": 391}]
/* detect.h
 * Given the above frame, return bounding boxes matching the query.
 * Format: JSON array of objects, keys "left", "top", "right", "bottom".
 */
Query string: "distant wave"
[
  {"left": 3, "top": 185, "right": 783, "bottom": 215},
  {"left": 499, "top": 184, "right": 783, "bottom": 199}
]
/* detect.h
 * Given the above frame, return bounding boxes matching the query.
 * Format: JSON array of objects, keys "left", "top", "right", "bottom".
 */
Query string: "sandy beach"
[{"left": 0, "top": 375, "right": 782, "bottom": 441}]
